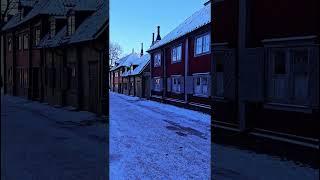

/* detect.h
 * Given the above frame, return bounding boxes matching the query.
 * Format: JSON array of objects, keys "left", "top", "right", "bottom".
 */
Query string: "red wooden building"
[
  {"left": 212, "top": 0, "right": 319, "bottom": 145},
  {"left": 1, "top": 0, "right": 108, "bottom": 115},
  {"left": 147, "top": 1, "right": 211, "bottom": 112}
]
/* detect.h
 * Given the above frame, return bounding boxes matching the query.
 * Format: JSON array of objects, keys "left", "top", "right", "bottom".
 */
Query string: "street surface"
[
  {"left": 1, "top": 95, "right": 107, "bottom": 180},
  {"left": 110, "top": 92, "right": 211, "bottom": 179},
  {"left": 110, "top": 92, "right": 318, "bottom": 180}
]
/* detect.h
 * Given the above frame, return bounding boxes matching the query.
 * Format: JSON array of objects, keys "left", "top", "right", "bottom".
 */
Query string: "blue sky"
[{"left": 110, "top": 0, "right": 208, "bottom": 57}]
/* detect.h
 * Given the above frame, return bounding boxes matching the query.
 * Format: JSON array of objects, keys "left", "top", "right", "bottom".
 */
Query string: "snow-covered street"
[
  {"left": 110, "top": 92, "right": 318, "bottom": 180},
  {"left": 109, "top": 92, "right": 211, "bottom": 179},
  {"left": 1, "top": 95, "right": 108, "bottom": 180}
]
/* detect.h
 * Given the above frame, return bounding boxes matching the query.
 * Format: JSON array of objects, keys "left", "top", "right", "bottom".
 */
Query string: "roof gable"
[{"left": 148, "top": 3, "right": 211, "bottom": 51}]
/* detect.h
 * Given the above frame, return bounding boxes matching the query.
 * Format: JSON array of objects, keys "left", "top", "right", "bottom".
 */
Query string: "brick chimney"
[
  {"left": 156, "top": 26, "right": 161, "bottom": 41},
  {"left": 152, "top": 33, "right": 155, "bottom": 45},
  {"left": 140, "top": 43, "right": 143, "bottom": 57}
]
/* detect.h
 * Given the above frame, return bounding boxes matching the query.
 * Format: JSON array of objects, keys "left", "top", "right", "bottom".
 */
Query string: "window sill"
[
  {"left": 171, "top": 60, "right": 182, "bottom": 64},
  {"left": 193, "top": 94, "right": 209, "bottom": 98},
  {"left": 264, "top": 102, "right": 312, "bottom": 113},
  {"left": 171, "top": 91, "right": 182, "bottom": 94},
  {"left": 194, "top": 51, "right": 211, "bottom": 58}
]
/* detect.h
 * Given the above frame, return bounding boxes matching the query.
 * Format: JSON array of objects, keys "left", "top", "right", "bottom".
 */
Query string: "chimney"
[
  {"left": 132, "top": 48, "right": 134, "bottom": 53},
  {"left": 204, "top": 0, "right": 210, "bottom": 6},
  {"left": 156, "top": 26, "right": 161, "bottom": 41},
  {"left": 140, "top": 43, "right": 144, "bottom": 57},
  {"left": 152, "top": 33, "right": 155, "bottom": 45}
]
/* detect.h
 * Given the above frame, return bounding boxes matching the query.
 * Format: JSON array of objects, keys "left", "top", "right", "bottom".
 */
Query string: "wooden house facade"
[
  {"left": 147, "top": 2, "right": 211, "bottom": 112},
  {"left": 1, "top": 0, "right": 108, "bottom": 115},
  {"left": 110, "top": 50, "right": 151, "bottom": 99},
  {"left": 212, "top": 0, "right": 319, "bottom": 143}
]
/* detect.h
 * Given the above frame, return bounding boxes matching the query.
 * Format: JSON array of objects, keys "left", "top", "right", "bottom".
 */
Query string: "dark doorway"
[{"left": 88, "top": 62, "right": 98, "bottom": 113}]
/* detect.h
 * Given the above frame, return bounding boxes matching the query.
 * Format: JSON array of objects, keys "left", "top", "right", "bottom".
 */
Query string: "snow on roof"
[
  {"left": 37, "top": 26, "right": 69, "bottom": 48},
  {"left": 21, "top": 0, "right": 37, "bottom": 7},
  {"left": 148, "top": 2, "right": 211, "bottom": 51},
  {"left": 110, "top": 53, "right": 141, "bottom": 71},
  {"left": 36, "top": 0, "right": 106, "bottom": 47},
  {"left": 122, "top": 54, "right": 150, "bottom": 77},
  {"left": 1, "top": 14, "right": 21, "bottom": 30},
  {"left": 2, "top": 0, "right": 99, "bottom": 31},
  {"left": 69, "top": 1, "right": 108, "bottom": 44}
]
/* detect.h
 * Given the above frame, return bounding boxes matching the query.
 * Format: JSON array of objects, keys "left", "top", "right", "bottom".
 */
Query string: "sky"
[{"left": 110, "top": 0, "right": 208, "bottom": 58}]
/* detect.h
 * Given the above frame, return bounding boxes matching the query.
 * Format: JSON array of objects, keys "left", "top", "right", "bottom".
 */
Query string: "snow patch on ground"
[{"left": 109, "top": 92, "right": 211, "bottom": 179}]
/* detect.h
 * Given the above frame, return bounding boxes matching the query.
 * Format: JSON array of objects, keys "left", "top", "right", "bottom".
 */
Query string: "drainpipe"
[
  {"left": 2, "top": 32, "right": 7, "bottom": 94},
  {"left": 162, "top": 48, "right": 166, "bottom": 100},
  {"left": 12, "top": 32, "right": 17, "bottom": 96},
  {"left": 237, "top": 0, "right": 248, "bottom": 132},
  {"left": 28, "top": 24, "right": 33, "bottom": 100},
  {"left": 76, "top": 46, "right": 83, "bottom": 110},
  {"left": 184, "top": 38, "right": 189, "bottom": 102}
]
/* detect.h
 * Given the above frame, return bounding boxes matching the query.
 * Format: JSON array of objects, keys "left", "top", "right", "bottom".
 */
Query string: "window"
[
  {"left": 154, "top": 53, "right": 161, "bottom": 67},
  {"left": 115, "top": 72, "right": 118, "bottom": 77},
  {"left": 172, "top": 45, "right": 182, "bottom": 63},
  {"left": 195, "top": 33, "right": 210, "bottom": 56},
  {"left": 273, "top": 51, "right": 286, "bottom": 74},
  {"left": 23, "top": 34, "right": 29, "bottom": 50},
  {"left": 18, "top": 35, "right": 22, "bottom": 50},
  {"left": 35, "top": 28, "right": 41, "bottom": 46},
  {"left": 71, "top": 66, "right": 76, "bottom": 77},
  {"left": 50, "top": 18, "right": 56, "bottom": 38},
  {"left": 268, "top": 47, "right": 311, "bottom": 105},
  {"left": 194, "top": 76, "right": 209, "bottom": 96},
  {"left": 154, "top": 78, "right": 161, "bottom": 91},
  {"left": 67, "top": 15, "right": 75, "bottom": 36},
  {"left": 172, "top": 76, "right": 182, "bottom": 93},
  {"left": 8, "top": 37, "right": 12, "bottom": 51}
]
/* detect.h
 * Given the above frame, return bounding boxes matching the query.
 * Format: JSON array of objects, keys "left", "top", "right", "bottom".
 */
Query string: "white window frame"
[
  {"left": 50, "top": 17, "right": 56, "bottom": 38},
  {"left": 8, "top": 37, "right": 12, "bottom": 52},
  {"left": 193, "top": 74, "right": 209, "bottom": 97},
  {"left": 171, "top": 75, "right": 182, "bottom": 93},
  {"left": 23, "top": 34, "right": 29, "bottom": 50},
  {"left": 35, "top": 28, "right": 41, "bottom": 46},
  {"left": 67, "top": 14, "right": 76, "bottom": 36},
  {"left": 194, "top": 33, "right": 210, "bottom": 56},
  {"left": 154, "top": 77, "right": 161, "bottom": 91},
  {"left": 171, "top": 44, "right": 182, "bottom": 63},
  {"left": 154, "top": 52, "right": 161, "bottom": 67},
  {"left": 18, "top": 35, "right": 22, "bottom": 50},
  {"left": 267, "top": 46, "right": 311, "bottom": 106}
]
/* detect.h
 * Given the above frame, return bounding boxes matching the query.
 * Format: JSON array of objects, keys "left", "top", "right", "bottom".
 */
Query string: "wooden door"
[
  {"left": 32, "top": 67, "right": 40, "bottom": 99},
  {"left": 88, "top": 62, "right": 98, "bottom": 113}
]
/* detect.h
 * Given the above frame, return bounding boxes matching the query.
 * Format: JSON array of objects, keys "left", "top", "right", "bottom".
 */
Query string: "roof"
[
  {"left": 69, "top": 1, "right": 108, "bottom": 44},
  {"left": 148, "top": 2, "right": 211, "bottom": 51},
  {"left": 36, "top": 0, "right": 106, "bottom": 48},
  {"left": 37, "top": 26, "right": 69, "bottom": 48},
  {"left": 21, "top": 0, "right": 37, "bottom": 7},
  {"left": 1, "top": 0, "right": 100, "bottom": 31},
  {"left": 110, "top": 53, "right": 141, "bottom": 71},
  {"left": 122, "top": 54, "right": 151, "bottom": 77}
]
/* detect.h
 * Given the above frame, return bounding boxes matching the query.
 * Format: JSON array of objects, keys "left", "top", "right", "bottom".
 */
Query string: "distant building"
[
  {"left": 147, "top": 2, "right": 211, "bottom": 112},
  {"left": 212, "top": 0, "right": 319, "bottom": 141},
  {"left": 1, "top": 0, "right": 108, "bottom": 115},
  {"left": 110, "top": 47, "right": 151, "bottom": 99}
]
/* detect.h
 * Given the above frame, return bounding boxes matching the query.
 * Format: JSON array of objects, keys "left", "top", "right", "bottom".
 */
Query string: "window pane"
[
  {"left": 172, "top": 48, "right": 176, "bottom": 62},
  {"left": 274, "top": 51, "right": 286, "bottom": 74},
  {"left": 177, "top": 46, "right": 182, "bottom": 61},
  {"left": 196, "top": 37, "right": 203, "bottom": 55},
  {"left": 292, "top": 49, "right": 308, "bottom": 75},
  {"left": 203, "top": 34, "right": 210, "bottom": 53}
]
